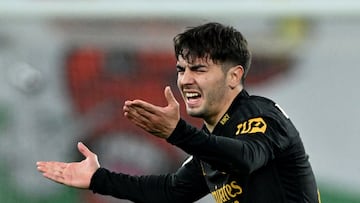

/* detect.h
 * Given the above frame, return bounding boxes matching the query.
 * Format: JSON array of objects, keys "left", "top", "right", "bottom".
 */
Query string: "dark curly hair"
[{"left": 173, "top": 22, "right": 252, "bottom": 83}]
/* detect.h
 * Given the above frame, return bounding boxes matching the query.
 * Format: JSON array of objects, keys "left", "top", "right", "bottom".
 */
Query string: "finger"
[
  {"left": 123, "top": 100, "right": 133, "bottom": 110},
  {"left": 37, "top": 162, "right": 68, "bottom": 184},
  {"left": 37, "top": 161, "right": 65, "bottom": 167},
  {"left": 124, "top": 100, "right": 157, "bottom": 120},
  {"left": 43, "top": 171, "right": 65, "bottom": 184},
  {"left": 124, "top": 104, "right": 142, "bottom": 119},
  {"left": 164, "top": 86, "right": 179, "bottom": 107},
  {"left": 77, "top": 142, "right": 93, "bottom": 158},
  {"left": 36, "top": 161, "right": 46, "bottom": 168},
  {"left": 37, "top": 161, "right": 67, "bottom": 171},
  {"left": 37, "top": 165, "right": 47, "bottom": 173},
  {"left": 125, "top": 109, "right": 152, "bottom": 129},
  {"left": 130, "top": 100, "right": 158, "bottom": 114},
  {"left": 125, "top": 102, "right": 155, "bottom": 121},
  {"left": 37, "top": 163, "right": 50, "bottom": 173}
]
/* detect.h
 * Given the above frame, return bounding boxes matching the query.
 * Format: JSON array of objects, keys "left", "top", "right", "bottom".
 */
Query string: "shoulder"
[
  {"left": 236, "top": 94, "right": 279, "bottom": 118},
  {"left": 233, "top": 94, "right": 294, "bottom": 131},
  {"left": 233, "top": 94, "right": 301, "bottom": 146},
  {"left": 224, "top": 91, "right": 294, "bottom": 131}
]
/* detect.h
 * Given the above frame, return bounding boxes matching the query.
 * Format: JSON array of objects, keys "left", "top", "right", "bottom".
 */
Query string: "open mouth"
[
  {"left": 186, "top": 92, "right": 200, "bottom": 99},
  {"left": 185, "top": 92, "right": 202, "bottom": 106}
]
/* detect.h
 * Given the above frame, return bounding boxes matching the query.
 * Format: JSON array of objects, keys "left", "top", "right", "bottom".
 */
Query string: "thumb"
[
  {"left": 164, "top": 86, "right": 179, "bottom": 107},
  {"left": 77, "top": 142, "right": 94, "bottom": 158}
]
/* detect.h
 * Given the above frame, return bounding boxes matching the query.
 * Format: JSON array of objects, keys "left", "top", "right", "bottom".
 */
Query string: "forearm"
[
  {"left": 89, "top": 166, "right": 207, "bottom": 203},
  {"left": 89, "top": 168, "right": 172, "bottom": 202}
]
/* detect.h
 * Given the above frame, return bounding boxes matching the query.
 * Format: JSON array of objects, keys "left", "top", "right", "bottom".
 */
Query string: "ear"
[{"left": 227, "top": 65, "right": 244, "bottom": 89}]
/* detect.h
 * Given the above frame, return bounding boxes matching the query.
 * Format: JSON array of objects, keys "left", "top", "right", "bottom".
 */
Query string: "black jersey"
[{"left": 89, "top": 90, "right": 320, "bottom": 203}]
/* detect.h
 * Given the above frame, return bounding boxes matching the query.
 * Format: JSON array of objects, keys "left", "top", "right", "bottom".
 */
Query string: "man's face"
[{"left": 176, "top": 56, "right": 230, "bottom": 122}]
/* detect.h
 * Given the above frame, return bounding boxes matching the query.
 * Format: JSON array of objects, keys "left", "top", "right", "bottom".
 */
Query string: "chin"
[{"left": 187, "top": 109, "right": 204, "bottom": 118}]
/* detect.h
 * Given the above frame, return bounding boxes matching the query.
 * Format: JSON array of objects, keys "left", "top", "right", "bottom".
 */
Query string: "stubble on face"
[{"left": 177, "top": 56, "right": 229, "bottom": 125}]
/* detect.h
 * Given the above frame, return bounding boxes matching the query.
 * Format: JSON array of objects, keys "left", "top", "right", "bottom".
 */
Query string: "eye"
[
  {"left": 196, "top": 67, "right": 207, "bottom": 72},
  {"left": 191, "top": 65, "right": 207, "bottom": 72},
  {"left": 176, "top": 66, "right": 185, "bottom": 73}
]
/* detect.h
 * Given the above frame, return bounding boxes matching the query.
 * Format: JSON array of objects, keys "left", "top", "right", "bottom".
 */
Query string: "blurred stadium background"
[{"left": 0, "top": 1, "right": 360, "bottom": 202}]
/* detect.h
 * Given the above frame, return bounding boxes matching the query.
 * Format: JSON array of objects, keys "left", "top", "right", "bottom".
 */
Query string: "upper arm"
[
  {"left": 167, "top": 117, "right": 289, "bottom": 175},
  {"left": 201, "top": 117, "right": 278, "bottom": 174}
]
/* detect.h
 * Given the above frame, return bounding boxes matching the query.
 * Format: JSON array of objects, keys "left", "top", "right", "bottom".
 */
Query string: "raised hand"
[
  {"left": 36, "top": 142, "right": 100, "bottom": 189},
  {"left": 123, "top": 86, "right": 180, "bottom": 139}
]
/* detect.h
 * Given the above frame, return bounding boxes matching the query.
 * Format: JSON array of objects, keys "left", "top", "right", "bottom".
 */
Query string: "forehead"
[{"left": 176, "top": 55, "right": 216, "bottom": 67}]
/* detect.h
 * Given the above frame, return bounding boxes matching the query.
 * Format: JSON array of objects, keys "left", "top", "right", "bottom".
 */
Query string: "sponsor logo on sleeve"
[{"left": 235, "top": 117, "right": 267, "bottom": 135}]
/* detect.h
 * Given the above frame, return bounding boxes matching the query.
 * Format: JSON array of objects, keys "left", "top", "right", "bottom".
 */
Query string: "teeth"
[{"left": 186, "top": 92, "right": 200, "bottom": 98}]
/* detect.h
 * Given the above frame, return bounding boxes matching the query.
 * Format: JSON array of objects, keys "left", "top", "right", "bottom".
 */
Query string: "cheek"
[
  {"left": 176, "top": 77, "right": 185, "bottom": 98},
  {"left": 205, "top": 75, "right": 225, "bottom": 88},
  {"left": 176, "top": 77, "right": 181, "bottom": 89},
  {"left": 206, "top": 78, "right": 227, "bottom": 100}
]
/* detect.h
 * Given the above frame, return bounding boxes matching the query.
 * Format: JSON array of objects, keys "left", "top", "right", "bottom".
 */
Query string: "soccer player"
[{"left": 37, "top": 22, "right": 320, "bottom": 202}]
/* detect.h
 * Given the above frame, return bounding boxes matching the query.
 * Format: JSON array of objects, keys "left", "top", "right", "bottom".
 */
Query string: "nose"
[{"left": 178, "top": 68, "right": 195, "bottom": 85}]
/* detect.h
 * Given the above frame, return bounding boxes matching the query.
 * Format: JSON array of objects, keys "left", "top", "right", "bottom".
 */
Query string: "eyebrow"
[
  {"left": 176, "top": 64, "right": 207, "bottom": 70},
  {"left": 190, "top": 64, "right": 207, "bottom": 69}
]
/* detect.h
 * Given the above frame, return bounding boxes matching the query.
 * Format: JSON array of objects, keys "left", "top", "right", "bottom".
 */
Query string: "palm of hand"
[
  {"left": 63, "top": 159, "right": 94, "bottom": 188},
  {"left": 37, "top": 142, "right": 100, "bottom": 189},
  {"left": 123, "top": 86, "right": 180, "bottom": 139}
]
